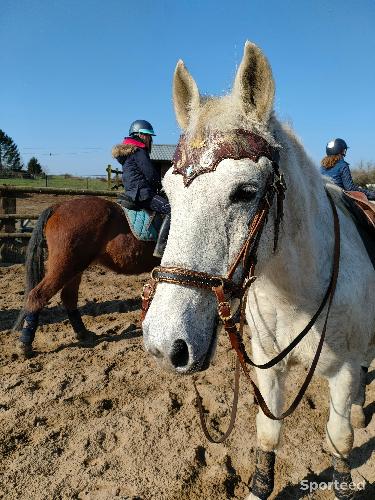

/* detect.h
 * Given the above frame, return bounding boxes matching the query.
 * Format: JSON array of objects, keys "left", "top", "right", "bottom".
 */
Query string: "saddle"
[
  {"left": 117, "top": 193, "right": 140, "bottom": 211},
  {"left": 117, "top": 194, "right": 163, "bottom": 242},
  {"left": 331, "top": 188, "right": 375, "bottom": 269},
  {"left": 343, "top": 191, "right": 375, "bottom": 229}
]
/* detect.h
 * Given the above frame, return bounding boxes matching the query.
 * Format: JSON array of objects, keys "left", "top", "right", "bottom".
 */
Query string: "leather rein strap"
[
  {"left": 228, "top": 192, "right": 340, "bottom": 417},
  {"left": 141, "top": 158, "right": 341, "bottom": 442}
]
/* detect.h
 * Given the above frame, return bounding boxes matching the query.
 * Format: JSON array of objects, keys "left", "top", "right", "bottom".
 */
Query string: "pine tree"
[
  {"left": 27, "top": 157, "right": 43, "bottom": 176},
  {"left": 0, "top": 129, "right": 23, "bottom": 171}
]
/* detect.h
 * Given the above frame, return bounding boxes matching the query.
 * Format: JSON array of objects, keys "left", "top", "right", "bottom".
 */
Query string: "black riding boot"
[{"left": 153, "top": 214, "right": 171, "bottom": 258}]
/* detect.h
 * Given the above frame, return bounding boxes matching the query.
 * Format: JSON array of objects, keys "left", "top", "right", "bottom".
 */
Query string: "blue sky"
[{"left": 1, "top": 0, "right": 374, "bottom": 175}]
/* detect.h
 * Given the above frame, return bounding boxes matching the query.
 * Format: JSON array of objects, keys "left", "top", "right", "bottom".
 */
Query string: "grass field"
[{"left": 0, "top": 175, "right": 121, "bottom": 191}]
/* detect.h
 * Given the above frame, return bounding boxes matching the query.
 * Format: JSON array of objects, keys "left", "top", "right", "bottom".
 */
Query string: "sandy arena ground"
[{"left": 0, "top": 195, "right": 374, "bottom": 499}]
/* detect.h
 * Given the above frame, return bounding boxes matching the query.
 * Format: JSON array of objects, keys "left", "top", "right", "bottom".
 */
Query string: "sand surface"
[{"left": 0, "top": 195, "right": 374, "bottom": 500}]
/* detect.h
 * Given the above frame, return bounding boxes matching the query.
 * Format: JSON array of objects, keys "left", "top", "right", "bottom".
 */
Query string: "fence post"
[
  {"left": 0, "top": 193, "right": 16, "bottom": 233},
  {"left": 0, "top": 192, "right": 17, "bottom": 262},
  {"left": 106, "top": 164, "right": 112, "bottom": 189}
]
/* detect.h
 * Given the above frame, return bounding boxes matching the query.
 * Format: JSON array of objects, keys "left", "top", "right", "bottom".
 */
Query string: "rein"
[{"left": 141, "top": 130, "right": 341, "bottom": 443}]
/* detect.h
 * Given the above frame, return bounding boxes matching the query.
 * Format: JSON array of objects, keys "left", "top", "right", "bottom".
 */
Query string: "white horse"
[{"left": 142, "top": 41, "right": 374, "bottom": 499}]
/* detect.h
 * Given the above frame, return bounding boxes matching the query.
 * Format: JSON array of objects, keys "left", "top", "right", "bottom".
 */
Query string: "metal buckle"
[
  {"left": 141, "top": 283, "right": 154, "bottom": 301},
  {"left": 218, "top": 301, "right": 233, "bottom": 321}
]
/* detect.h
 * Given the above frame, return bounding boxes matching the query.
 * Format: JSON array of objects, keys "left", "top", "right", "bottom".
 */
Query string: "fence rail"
[
  {"left": 0, "top": 185, "right": 118, "bottom": 197},
  {"left": 0, "top": 232, "right": 31, "bottom": 239},
  {"left": 0, "top": 164, "right": 124, "bottom": 190},
  {"left": 0, "top": 214, "right": 39, "bottom": 220}
]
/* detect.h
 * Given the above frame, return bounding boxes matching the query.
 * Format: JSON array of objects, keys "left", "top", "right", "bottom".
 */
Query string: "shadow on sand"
[
  {"left": 46, "top": 323, "right": 143, "bottom": 355},
  {"left": 4, "top": 324, "right": 143, "bottom": 363},
  {"left": 273, "top": 436, "right": 375, "bottom": 499},
  {"left": 0, "top": 298, "right": 141, "bottom": 332}
]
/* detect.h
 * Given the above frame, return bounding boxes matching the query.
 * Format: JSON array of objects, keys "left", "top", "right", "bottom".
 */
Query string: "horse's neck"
[{"left": 263, "top": 123, "right": 334, "bottom": 300}]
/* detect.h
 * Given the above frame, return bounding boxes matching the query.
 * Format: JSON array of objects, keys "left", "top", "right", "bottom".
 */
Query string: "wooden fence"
[
  {"left": 106, "top": 165, "right": 123, "bottom": 190},
  {"left": 0, "top": 185, "right": 118, "bottom": 263}
]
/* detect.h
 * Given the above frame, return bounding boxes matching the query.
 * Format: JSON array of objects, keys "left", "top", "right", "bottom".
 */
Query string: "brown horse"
[{"left": 13, "top": 196, "right": 159, "bottom": 358}]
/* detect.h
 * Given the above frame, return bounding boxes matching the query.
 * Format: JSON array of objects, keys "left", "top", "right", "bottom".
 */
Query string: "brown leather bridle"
[{"left": 141, "top": 130, "right": 340, "bottom": 443}]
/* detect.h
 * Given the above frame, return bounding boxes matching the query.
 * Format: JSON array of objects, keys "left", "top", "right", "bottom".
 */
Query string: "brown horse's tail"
[{"left": 13, "top": 206, "right": 54, "bottom": 331}]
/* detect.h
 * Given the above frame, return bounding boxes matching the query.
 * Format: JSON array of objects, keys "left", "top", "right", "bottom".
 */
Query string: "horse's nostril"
[{"left": 170, "top": 339, "right": 189, "bottom": 368}]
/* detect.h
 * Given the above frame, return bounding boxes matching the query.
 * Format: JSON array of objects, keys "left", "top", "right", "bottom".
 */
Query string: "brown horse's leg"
[
  {"left": 60, "top": 273, "right": 82, "bottom": 311},
  {"left": 21, "top": 257, "right": 90, "bottom": 351},
  {"left": 26, "top": 269, "right": 73, "bottom": 311},
  {"left": 19, "top": 271, "right": 71, "bottom": 357},
  {"left": 60, "top": 273, "right": 94, "bottom": 344}
]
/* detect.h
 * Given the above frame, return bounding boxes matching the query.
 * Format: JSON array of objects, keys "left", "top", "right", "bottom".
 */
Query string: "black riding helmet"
[
  {"left": 326, "top": 138, "right": 348, "bottom": 156},
  {"left": 129, "top": 120, "right": 156, "bottom": 137}
]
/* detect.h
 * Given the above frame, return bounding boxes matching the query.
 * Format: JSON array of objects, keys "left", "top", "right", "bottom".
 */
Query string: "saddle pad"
[{"left": 121, "top": 206, "right": 163, "bottom": 242}]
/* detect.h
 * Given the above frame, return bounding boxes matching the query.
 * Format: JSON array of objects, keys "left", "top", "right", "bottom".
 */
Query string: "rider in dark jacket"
[
  {"left": 121, "top": 140, "right": 161, "bottom": 203},
  {"left": 320, "top": 138, "right": 375, "bottom": 200},
  {"left": 112, "top": 120, "right": 170, "bottom": 256}
]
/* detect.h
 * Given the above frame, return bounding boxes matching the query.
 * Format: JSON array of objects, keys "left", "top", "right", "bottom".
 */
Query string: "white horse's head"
[{"left": 143, "top": 41, "right": 282, "bottom": 373}]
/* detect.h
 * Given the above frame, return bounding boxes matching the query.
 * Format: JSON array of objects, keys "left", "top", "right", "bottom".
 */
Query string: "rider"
[
  {"left": 320, "top": 138, "right": 375, "bottom": 200},
  {"left": 112, "top": 119, "right": 170, "bottom": 258}
]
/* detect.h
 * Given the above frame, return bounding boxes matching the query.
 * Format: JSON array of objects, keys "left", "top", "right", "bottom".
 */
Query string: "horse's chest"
[{"left": 248, "top": 292, "right": 323, "bottom": 362}]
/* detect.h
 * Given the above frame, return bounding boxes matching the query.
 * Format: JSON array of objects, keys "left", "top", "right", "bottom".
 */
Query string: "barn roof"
[{"left": 150, "top": 144, "right": 176, "bottom": 161}]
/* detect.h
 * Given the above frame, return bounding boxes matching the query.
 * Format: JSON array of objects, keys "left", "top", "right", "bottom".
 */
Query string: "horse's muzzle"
[{"left": 144, "top": 323, "right": 218, "bottom": 374}]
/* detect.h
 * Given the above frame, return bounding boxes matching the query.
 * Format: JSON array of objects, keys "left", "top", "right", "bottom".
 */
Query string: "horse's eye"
[{"left": 230, "top": 185, "right": 257, "bottom": 203}]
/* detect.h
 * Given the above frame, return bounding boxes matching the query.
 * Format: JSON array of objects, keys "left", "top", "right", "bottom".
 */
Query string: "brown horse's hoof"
[
  {"left": 17, "top": 342, "right": 34, "bottom": 360},
  {"left": 76, "top": 330, "right": 96, "bottom": 347}
]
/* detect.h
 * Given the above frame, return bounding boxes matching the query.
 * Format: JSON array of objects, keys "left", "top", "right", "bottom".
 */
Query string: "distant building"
[{"left": 150, "top": 144, "right": 176, "bottom": 177}]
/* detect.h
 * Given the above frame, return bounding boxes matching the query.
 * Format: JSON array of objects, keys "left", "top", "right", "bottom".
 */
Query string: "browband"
[{"left": 173, "top": 129, "right": 280, "bottom": 186}]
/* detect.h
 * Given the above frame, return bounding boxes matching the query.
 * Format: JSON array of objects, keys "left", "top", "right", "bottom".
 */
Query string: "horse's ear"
[
  {"left": 232, "top": 41, "right": 275, "bottom": 123},
  {"left": 173, "top": 60, "right": 200, "bottom": 130}
]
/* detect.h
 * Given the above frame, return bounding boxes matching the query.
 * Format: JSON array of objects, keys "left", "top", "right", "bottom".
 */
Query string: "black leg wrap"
[
  {"left": 250, "top": 449, "right": 275, "bottom": 499},
  {"left": 20, "top": 312, "right": 39, "bottom": 344},
  {"left": 332, "top": 456, "right": 355, "bottom": 500},
  {"left": 67, "top": 309, "right": 86, "bottom": 337}
]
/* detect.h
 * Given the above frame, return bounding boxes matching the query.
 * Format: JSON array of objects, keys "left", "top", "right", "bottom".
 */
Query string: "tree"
[
  {"left": 0, "top": 129, "right": 23, "bottom": 171},
  {"left": 27, "top": 157, "right": 43, "bottom": 176}
]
